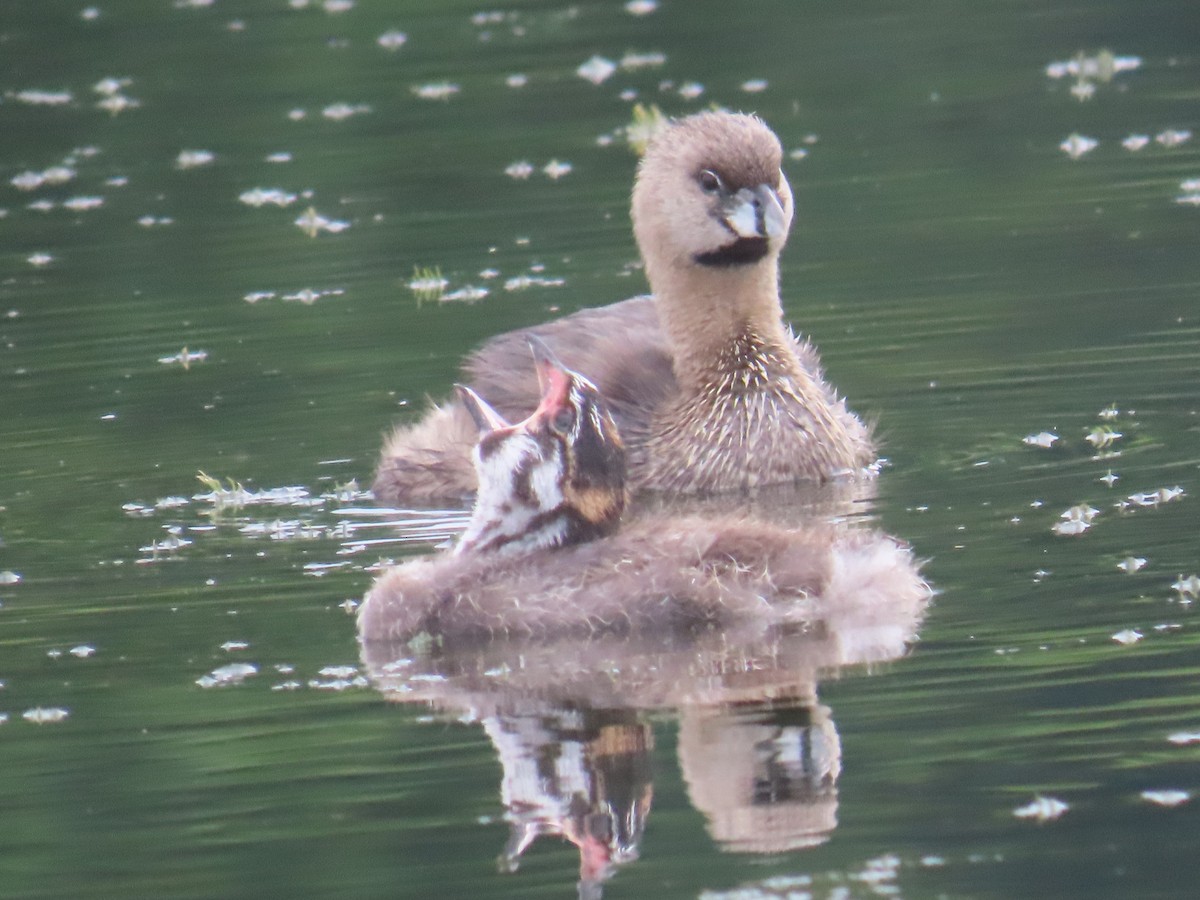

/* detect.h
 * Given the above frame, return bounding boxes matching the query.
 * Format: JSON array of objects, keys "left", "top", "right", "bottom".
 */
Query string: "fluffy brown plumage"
[
  {"left": 361, "top": 342, "right": 919, "bottom": 644},
  {"left": 358, "top": 515, "right": 926, "bottom": 643},
  {"left": 373, "top": 110, "right": 873, "bottom": 503}
]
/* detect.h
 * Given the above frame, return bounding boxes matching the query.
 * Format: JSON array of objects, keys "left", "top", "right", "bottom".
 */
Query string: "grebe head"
[
  {"left": 631, "top": 110, "right": 794, "bottom": 272},
  {"left": 454, "top": 337, "right": 626, "bottom": 556}
]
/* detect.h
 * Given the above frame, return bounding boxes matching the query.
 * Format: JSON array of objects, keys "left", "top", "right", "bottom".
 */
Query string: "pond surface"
[{"left": 3, "top": 1, "right": 1200, "bottom": 898}]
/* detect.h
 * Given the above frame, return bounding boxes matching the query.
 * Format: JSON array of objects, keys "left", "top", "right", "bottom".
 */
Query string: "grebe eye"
[
  {"left": 552, "top": 407, "right": 576, "bottom": 433},
  {"left": 698, "top": 169, "right": 722, "bottom": 193}
]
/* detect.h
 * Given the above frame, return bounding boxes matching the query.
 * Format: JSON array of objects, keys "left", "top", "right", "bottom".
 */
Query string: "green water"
[{"left": 3, "top": 0, "right": 1200, "bottom": 897}]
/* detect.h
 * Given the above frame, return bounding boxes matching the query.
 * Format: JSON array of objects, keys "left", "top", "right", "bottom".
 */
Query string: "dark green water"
[{"left": 3, "top": 1, "right": 1200, "bottom": 897}]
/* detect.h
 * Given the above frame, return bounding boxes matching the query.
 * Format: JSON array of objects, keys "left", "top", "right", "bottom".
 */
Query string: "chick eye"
[
  {"left": 697, "top": 169, "right": 723, "bottom": 193},
  {"left": 552, "top": 407, "right": 576, "bottom": 433}
]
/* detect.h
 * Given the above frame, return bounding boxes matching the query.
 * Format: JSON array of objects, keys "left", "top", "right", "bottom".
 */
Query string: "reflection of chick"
[
  {"left": 358, "top": 343, "right": 926, "bottom": 644},
  {"left": 374, "top": 110, "right": 872, "bottom": 503},
  {"left": 487, "top": 711, "right": 653, "bottom": 897}
]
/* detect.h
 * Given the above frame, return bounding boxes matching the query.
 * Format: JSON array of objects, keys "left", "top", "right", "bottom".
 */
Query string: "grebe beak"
[
  {"left": 526, "top": 335, "right": 574, "bottom": 422},
  {"left": 454, "top": 384, "right": 510, "bottom": 434}
]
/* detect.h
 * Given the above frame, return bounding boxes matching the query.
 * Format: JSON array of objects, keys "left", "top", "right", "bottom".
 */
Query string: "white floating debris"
[
  {"left": 318, "top": 665, "right": 358, "bottom": 679},
  {"left": 504, "top": 160, "right": 534, "bottom": 180},
  {"left": 16, "top": 89, "right": 74, "bottom": 106},
  {"left": 239, "top": 187, "right": 298, "bottom": 207},
  {"left": 1060, "top": 133, "right": 1098, "bottom": 160},
  {"left": 11, "top": 171, "right": 46, "bottom": 191},
  {"left": 505, "top": 73, "right": 528, "bottom": 88},
  {"left": 220, "top": 640, "right": 250, "bottom": 652},
  {"left": 740, "top": 78, "right": 769, "bottom": 93},
  {"left": 1172, "top": 575, "right": 1200, "bottom": 597},
  {"left": 1053, "top": 519, "right": 1090, "bottom": 536},
  {"left": 157, "top": 347, "right": 208, "bottom": 369},
  {"left": 407, "top": 269, "right": 448, "bottom": 297},
  {"left": 1141, "top": 790, "right": 1191, "bottom": 807},
  {"left": 265, "top": 152, "right": 292, "bottom": 163},
  {"left": 1126, "top": 490, "right": 1172, "bottom": 508},
  {"left": 1013, "top": 795, "right": 1069, "bottom": 821},
  {"left": 542, "top": 159, "right": 572, "bottom": 180},
  {"left": 576, "top": 55, "right": 617, "bottom": 85},
  {"left": 27, "top": 253, "right": 54, "bottom": 267},
  {"left": 1167, "top": 731, "right": 1200, "bottom": 745},
  {"left": 69, "top": 645, "right": 96, "bottom": 658},
  {"left": 97, "top": 94, "right": 140, "bottom": 115},
  {"left": 504, "top": 274, "right": 565, "bottom": 292},
  {"left": 1122, "top": 134, "right": 1150, "bottom": 152},
  {"left": 93, "top": 77, "right": 131, "bottom": 96},
  {"left": 377, "top": 30, "right": 408, "bottom": 50},
  {"left": 322, "top": 102, "right": 371, "bottom": 121},
  {"left": 0, "top": 571, "right": 21, "bottom": 585},
  {"left": 279, "top": 287, "right": 345, "bottom": 305},
  {"left": 62, "top": 196, "right": 104, "bottom": 211},
  {"left": 176, "top": 149, "right": 215, "bottom": 169},
  {"left": 441, "top": 286, "right": 489, "bottom": 303},
  {"left": 1116, "top": 556, "right": 1147, "bottom": 574},
  {"left": 620, "top": 51, "right": 666, "bottom": 70},
  {"left": 624, "top": 0, "right": 657, "bottom": 13},
  {"left": 323, "top": 0, "right": 354, "bottom": 12},
  {"left": 1045, "top": 51, "right": 1141, "bottom": 81},
  {"left": 1069, "top": 81, "right": 1095, "bottom": 102},
  {"left": 1061, "top": 504, "right": 1100, "bottom": 523},
  {"left": 678, "top": 81, "right": 704, "bottom": 100},
  {"left": 1156, "top": 129, "right": 1192, "bottom": 148},
  {"left": 1099, "top": 470, "right": 1119, "bottom": 487},
  {"left": 196, "top": 662, "right": 257, "bottom": 688},
  {"left": 1111, "top": 628, "right": 1143, "bottom": 645},
  {"left": 1158, "top": 486, "right": 1185, "bottom": 503},
  {"left": 244, "top": 291, "right": 276, "bottom": 304},
  {"left": 1085, "top": 426, "right": 1122, "bottom": 448},
  {"left": 1023, "top": 431, "right": 1059, "bottom": 448},
  {"left": 412, "top": 82, "right": 460, "bottom": 101},
  {"left": 23, "top": 707, "right": 70, "bottom": 724},
  {"left": 137, "top": 215, "right": 174, "bottom": 228},
  {"left": 295, "top": 206, "right": 350, "bottom": 236}
]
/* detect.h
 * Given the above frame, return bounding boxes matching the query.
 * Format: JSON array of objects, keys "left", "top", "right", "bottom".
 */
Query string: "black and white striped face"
[{"left": 454, "top": 345, "right": 626, "bottom": 557}]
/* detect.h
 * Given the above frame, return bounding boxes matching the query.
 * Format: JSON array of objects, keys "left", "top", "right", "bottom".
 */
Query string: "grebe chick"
[
  {"left": 454, "top": 336, "right": 626, "bottom": 557},
  {"left": 373, "top": 110, "right": 873, "bottom": 504},
  {"left": 359, "top": 350, "right": 922, "bottom": 645}
]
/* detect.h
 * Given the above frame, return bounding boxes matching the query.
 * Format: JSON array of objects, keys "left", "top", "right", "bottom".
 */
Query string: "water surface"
[{"left": 3, "top": 1, "right": 1200, "bottom": 898}]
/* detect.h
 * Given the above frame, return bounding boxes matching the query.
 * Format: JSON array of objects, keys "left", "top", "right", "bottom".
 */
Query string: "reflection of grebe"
[
  {"left": 362, "top": 610, "right": 932, "bottom": 894},
  {"left": 374, "top": 110, "right": 872, "bottom": 504},
  {"left": 486, "top": 710, "right": 653, "bottom": 897},
  {"left": 679, "top": 699, "right": 842, "bottom": 853},
  {"left": 358, "top": 342, "right": 927, "bottom": 642}
]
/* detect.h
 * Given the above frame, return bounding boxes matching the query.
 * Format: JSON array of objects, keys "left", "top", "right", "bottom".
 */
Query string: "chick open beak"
[
  {"left": 454, "top": 384, "right": 510, "bottom": 434},
  {"left": 526, "top": 335, "right": 574, "bottom": 421}
]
